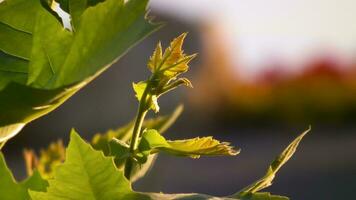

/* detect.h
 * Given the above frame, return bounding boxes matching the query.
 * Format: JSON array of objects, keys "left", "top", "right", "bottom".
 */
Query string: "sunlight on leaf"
[
  {"left": 137, "top": 33, "right": 196, "bottom": 113},
  {"left": 139, "top": 129, "right": 240, "bottom": 159},
  {"left": 29, "top": 129, "right": 148, "bottom": 200},
  {"left": 149, "top": 33, "right": 196, "bottom": 78}
]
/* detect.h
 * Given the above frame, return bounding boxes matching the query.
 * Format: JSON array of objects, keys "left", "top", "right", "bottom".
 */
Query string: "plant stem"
[{"left": 124, "top": 83, "right": 151, "bottom": 180}]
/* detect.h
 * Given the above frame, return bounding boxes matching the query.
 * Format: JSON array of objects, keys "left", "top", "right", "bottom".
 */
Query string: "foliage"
[
  {"left": 0, "top": 126, "right": 309, "bottom": 200},
  {"left": 0, "top": 153, "right": 48, "bottom": 200},
  {"left": 0, "top": 0, "right": 160, "bottom": 144},
  {"left": 0, "top": 1, "right": 310, "bottom": 199}
]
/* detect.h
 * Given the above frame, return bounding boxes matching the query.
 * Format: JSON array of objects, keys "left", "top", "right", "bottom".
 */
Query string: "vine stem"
[{"left": 124, "top": 82, "right": 151, "bottom": 180}]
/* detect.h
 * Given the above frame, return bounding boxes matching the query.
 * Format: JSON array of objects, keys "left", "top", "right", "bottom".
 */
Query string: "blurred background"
[{"left": 3, "top": 0, "right": 356, "bottom": 199}]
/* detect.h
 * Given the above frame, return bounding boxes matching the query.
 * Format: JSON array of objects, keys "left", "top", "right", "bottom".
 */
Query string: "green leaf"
[
  {"left": 29, "top": 129, "right": 149, "bottom": 200},
  {"left": 139, "top": 129, "right": 240, "bottom": 159},
  {"left": 0, "top": 0, "right": 41, "bottom": 92},
  {"left": 0, "top": 0, "right": 41, "bottom": 33},
  {"left": 28, "top": 0, "right": 161, "bottom": 88},
  {"left": 0, "top": 153, "right": 48, "bottom": 200},
  {"left": 0, "top": 0, "right": 160, "bottom": 143},
  {"left": 234, "top": 127, "right": 311, "bottom": 198}
]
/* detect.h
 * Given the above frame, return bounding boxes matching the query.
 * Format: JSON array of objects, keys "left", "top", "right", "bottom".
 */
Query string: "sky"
[{"left": 150, "top": 0, "right": 356, "bottom": 78}]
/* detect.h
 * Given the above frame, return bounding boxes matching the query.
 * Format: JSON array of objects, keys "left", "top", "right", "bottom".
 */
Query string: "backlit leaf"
[
  {"left": 147, "top": 41, "right": 162, "bottom": 72},
  {"left": 0, "top": 153, "right": 48, "bottom": 200},
  {"left": 148, "top": 33, "right": 196, "bottom": 79},
  {"left": 139, "top": 129, "right": 240, "bottom": 159}
]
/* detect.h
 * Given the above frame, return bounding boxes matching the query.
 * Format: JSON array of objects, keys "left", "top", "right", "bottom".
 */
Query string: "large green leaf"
[
  {"left": 0, "top": 0, "right": 160, "bottom": 143},
  {"left": 233, "top": 128, "right": 311, "bottom": 199},
  {"left": 0, "top": 153, "right": 48, "bottom": 200},
  {"left": 30, "top": 129, "right": 149, "bottom": 200}
]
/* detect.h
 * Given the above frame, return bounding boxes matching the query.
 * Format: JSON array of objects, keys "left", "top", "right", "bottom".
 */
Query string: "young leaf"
[
  {"left": 147, "top": 41, "right": 163, "bottom": 72},
  {"left": 0, "top": 153, "right": 48, "bottom": 200},
  {"left": 233, "top": 128, "right": 311, "bottom": 198},
  {"left": 133, "top": 34, "right": 196, "bottom": 114},
  {"left": 149, "top": 33, "right": 196, "bottom": 78},
  {"left": 0, "top": 0, "right": 160, "bottom": 143},
  {"left": 139, "top": 129, "right": 240, "bottom": 159}
]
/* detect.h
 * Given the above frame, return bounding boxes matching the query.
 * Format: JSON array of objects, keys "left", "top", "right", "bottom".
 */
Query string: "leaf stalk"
[{"left": 124, "top": 80, "right": 152, "bottom": 180}]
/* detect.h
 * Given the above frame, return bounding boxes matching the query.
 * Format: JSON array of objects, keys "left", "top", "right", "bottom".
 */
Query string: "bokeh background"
[{"left": 3, "top": 0, "right": 356, "bottom": 199}]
